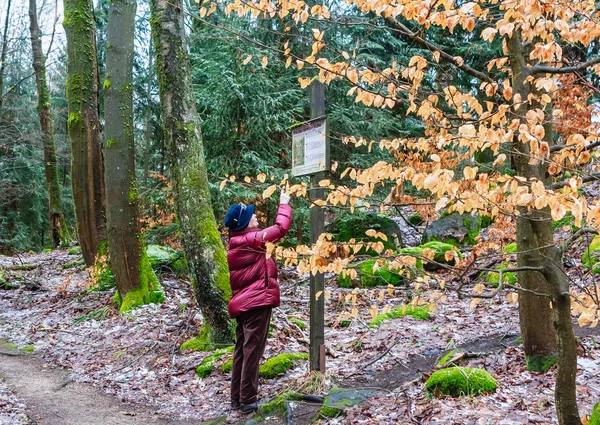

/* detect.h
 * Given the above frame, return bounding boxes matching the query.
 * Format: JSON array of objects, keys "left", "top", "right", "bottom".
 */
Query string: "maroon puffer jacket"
[{"left": 227, "top": 204, "right": 292, "bottom": 318}]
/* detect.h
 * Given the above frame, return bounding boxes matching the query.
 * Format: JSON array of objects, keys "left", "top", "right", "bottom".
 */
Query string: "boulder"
[
  {"left": 425, "top": 367, "right": 497, "bottom": 397},
  {"left": 329, "top": 212, "right": 402, "bottom": 255},
  {"left": 422, "top": 212, "right": 492, "bottom": 246}
]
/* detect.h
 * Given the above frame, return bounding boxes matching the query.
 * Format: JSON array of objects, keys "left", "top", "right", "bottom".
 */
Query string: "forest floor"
[{"left": 0, "top": 246, "right": 599, "bottom": 425}]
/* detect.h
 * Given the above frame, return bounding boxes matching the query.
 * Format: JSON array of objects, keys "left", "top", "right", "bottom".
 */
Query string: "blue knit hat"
[{"left": 224, "top": 203, "right": 255, "bottom": 231}]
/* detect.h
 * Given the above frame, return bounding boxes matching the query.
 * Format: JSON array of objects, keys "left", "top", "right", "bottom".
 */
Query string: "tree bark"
[
  {"left": 0, "top": 0, "right": 12, "bottom": 116},
  {"left": 542, "top": 247, "right": 582, "bottom": 425},
  {"left": 63, "top": 0, "right": 107, "bottom": 266},
  {"left": 29, "top": 0, "right": 71, "bottom": 247},
  {"left": 143, "top": 39, "right": 152, "bottom": 187},
  {"left": 507, "top": 33, "right": 557, "bottom": 371},
  {"left": 151, "top": 0, "right": 233, "bottom": 347},
  {"left": 104, "top": 0, "right": 164, "bottom": 312}
]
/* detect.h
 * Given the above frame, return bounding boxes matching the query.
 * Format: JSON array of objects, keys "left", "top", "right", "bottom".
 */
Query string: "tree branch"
[
  {"left": 530, "top": 57, "right": 600, "bottom": 75},
  {"left": 550, "top": 140, "right": 600, "bottom": 153},
  {"left": 559, "top": 227, "right": 598, "bottom": 254},
  {"left": 385, "top": 17, "right": 495, "bottom": 84},
  {"left": 549, "top": 173, "right": 600, "bottom": 190}
]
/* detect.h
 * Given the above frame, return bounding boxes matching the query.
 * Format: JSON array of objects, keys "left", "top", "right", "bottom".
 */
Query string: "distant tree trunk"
[
  {"left": 29, "top": 0, "right": 71, "bottom": 248},
  {"left": 104, "top": 0, "right": 164, "bottom": 312},
  {"left": 143, "top": 40, "right": 153, "bottom": 187},
  {"left": 0, "top": 0, "right": 11, "bottom": 116},
  {"left": 63, "top": 0, "right": 107, "bottom": 266},
  {"left": 151, "top": 0, "right": 233, "bottom": 348}
]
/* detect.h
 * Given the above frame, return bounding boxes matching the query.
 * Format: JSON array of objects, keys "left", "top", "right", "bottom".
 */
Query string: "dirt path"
[{"left": 0, "top": 351, "right": 199, "bottom": 425}]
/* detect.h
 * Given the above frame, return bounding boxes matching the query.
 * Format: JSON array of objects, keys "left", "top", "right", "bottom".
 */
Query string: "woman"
[{"left": 224, "top": 189, "right": 292, "bottom": 413}]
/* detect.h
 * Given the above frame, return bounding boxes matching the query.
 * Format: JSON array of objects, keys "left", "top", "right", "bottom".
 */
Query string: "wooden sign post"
[{"left": 291, "top": 80, "right": 328, "bottom": 372}]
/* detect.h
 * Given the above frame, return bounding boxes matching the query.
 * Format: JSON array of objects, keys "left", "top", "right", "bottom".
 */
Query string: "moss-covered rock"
[
  {"left": 503, "top": 243, "right": 517, "bottom": 254},
  {"left": 425, "top": 367, "right": 497, "bottom": 397},
  {"left": 330, "top": 212, "right": 402, "bottom": 255},
  {"left": 369, "top": 305, "right": 431, "bottom": 328},
  {"left": 257, "top": 391, "right": 304, "bottom": 417},
  {"left": 419, "top": 241, "right": 462, "bottom": 270},
  {"left": 485, "top": 263, "right": 517, "bottom": 285},
  {"left": 526, "top": 354, "right": 557, "bottom": 373},
  {"left": 146, "top": 244, "right": 185, "bottom": 272},
  {"left": 407, "top": 213, "right": 424, "bottom": 226},
  {"left": 582, "top": 236, "right": 600, "bottom": 274},
  {"left": 319, "top": 388, "right": 382, "bottom": 419},
  {"left": 422, "top": 212, "right": 492, "bottom": 247},
  {"left": 589, "top": 402, "right": 600, "bottom": 425},
  {"left": 338, "top": 253, "right": 424, "bottom": 288},
  {"left": 195, "top": 346, "right": 234, "bottom": 378},
  {"left": 259, "top": 352, "right": 309, "bottom": 379}
]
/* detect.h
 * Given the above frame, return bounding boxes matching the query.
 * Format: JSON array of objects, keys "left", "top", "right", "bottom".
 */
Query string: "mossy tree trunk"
[
  {"left": 63, "top": 0, "right": 107, "bottom": 266},
  {"left": 104, "top": 0, "right": 164, "bottom": 313},
  {"left": 150, "top": 0, "right": 233, "bottom": 347},
  {"left": 0, "top": 0, "right": 12, "bottom": 116},
  {"left": 509, "top": 34, "right": 580, "bottom": 425},
  {"left": 29, "top": 0, "right": 71, "bottom": 248},
  {"left": 143, "top": 39, "right": 152, "bottom": 188}
]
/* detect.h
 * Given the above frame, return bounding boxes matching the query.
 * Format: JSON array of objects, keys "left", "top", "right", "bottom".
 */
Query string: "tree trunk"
[
  {"left": 0, "top": 0, "right": 12, "bottom": 116},
  {"left": 507, "top": 33, "right": 557, "bottom": 371},
  {"left": 104, "top": 0, "right": 164, "bottom": 312},
  {"left": 542, "top": 247, "right": 582, "bottom": 425},
  {"left": 29, "top": 0, "right": 71, "bottom": 248},
  {"left": 143, "top": 39, "right": 153, "bottom": 188},
  {"left": 63, "top": 0, "right": 107, "bottom": 266},
  {"left": 151, "top": 0, "right": 233, "bottom": 348}
]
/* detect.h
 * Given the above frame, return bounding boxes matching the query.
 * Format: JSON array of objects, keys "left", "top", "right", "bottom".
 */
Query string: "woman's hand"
[{"left": 279, "top": 188, "right": 290, "bottom": 205}]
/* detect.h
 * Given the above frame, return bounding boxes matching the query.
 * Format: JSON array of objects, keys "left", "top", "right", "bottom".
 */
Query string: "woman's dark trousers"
[{"left": 231, "top": 306, "right": 272, "bottom": 404}]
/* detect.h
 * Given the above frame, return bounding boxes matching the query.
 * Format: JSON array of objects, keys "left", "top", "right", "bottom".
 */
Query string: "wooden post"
[{"left": 309, "top": 80, "right": 326, "bottom": 372}]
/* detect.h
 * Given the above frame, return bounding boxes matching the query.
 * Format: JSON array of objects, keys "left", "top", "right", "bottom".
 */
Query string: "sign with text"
[{"left": 292, "top": 117, "right": 329, "bottom": 177}]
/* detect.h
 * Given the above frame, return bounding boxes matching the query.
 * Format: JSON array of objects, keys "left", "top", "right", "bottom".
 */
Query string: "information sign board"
[{"left": 291, "top": 117, "right": 329, "bottom": 177}]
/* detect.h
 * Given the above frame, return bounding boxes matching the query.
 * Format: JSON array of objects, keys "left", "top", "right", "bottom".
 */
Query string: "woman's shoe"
[{"left": 239, "top": 402, "right": 258, "bottom": 413}]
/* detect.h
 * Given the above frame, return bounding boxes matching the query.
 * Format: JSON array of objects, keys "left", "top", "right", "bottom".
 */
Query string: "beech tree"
[
  {"left": 151, "top": 0, "right": 233, "bottom": 348},
  {"left": 218, "top": 0, "right": 600, "bottom": 423},
  {"left": 63, "top": 0, "right": 107, "bottom": 266},
  {"left": 28, "top": 0, "right": 71, "bottom": 247},
  {"left": 104, "top": 0, "right": 164, "bottom": 312}
]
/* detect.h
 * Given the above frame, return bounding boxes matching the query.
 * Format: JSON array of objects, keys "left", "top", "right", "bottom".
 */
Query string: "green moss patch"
[
  {"left": 115, "top": 253, "right": 165, "bottom": 313},
  {"left": 68, "top": 246, "right": 82, "bottom": 255},
  {"left": 436, "top": 349, "right": 456, "bottom": 368},
  {"left": 485, "top": 263, "right": 517, "bottom": 285},
  {"left": 221, "top": 358, "right": 233, "bottom": 373},
  {"left": 503, "top": 243, "right": 517, "bottom": 254},
  {"left": 369, "top": 305, "right": 431, "bottom": 328},
  {"left": 420, "top": 241, "right": 462, "bottom": 269},
  {"left": 257, "top": 391, "right": 304, "bottom": 417},
  {"left": 259, "top": 352, "right": 309, "bottom": 379},
  {"left": 289, "top": 317, "right": 307, "bottom": 329},
  {"left": 195, "top": 346, "right": 234, "bottom": 378},
  {"left": 582, "top": 236, "right": 600, "bottom": 274},
  {"left": 526, "top": 354, "right": 557, "bottom": 373},
  {"left": 589, "top": 402, "right": 600, "bottom": 425},
  {"left": 425, "top": 367, "right": 497, "bottom": 397},
  {"left": 181, "top": 325, "right": 216, "bottom": 352}
]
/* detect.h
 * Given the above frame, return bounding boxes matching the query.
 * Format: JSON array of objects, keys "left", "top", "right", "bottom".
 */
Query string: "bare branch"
[
  {"left": 559, "top": 227, "right": 599, "bottom": 254},
  {"left": 550, "top": 140, "right": 600, "bottom": 153},
  {"left": 530, "top": 57, "right": 600, "bottom": 75},
  {"left": 549, "top": 172, "right": 600, "bottom": 190}
]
